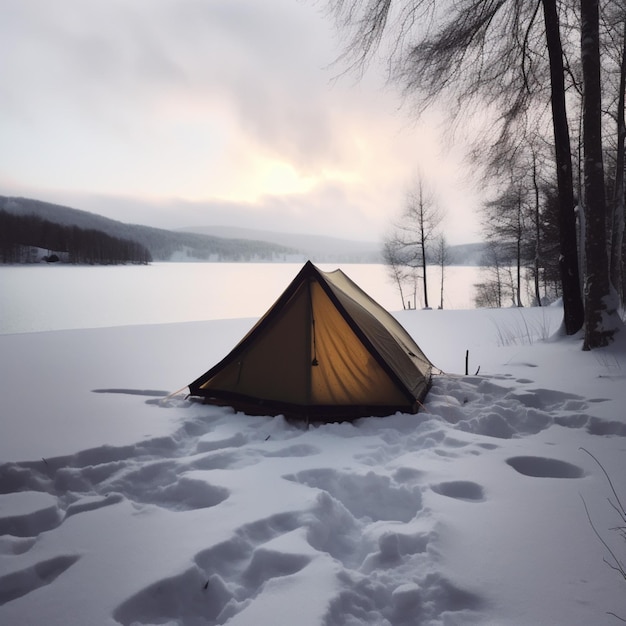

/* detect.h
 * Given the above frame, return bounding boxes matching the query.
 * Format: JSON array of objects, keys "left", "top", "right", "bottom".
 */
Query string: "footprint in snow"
[
  {"left": 114, "top": 512, "right": 308, "bottom": 626},
  {"left": 284, "top": 468, "right": 422, "bottom": 523},
  {"left": 0, "top": 491, "right": 62, "bottom": 537},
  {"left": 0, "top": 555, "right": 80, "bottom": 606},
  {"left": 506, "top": 456, "right": 585, "bottom": 479},
  {"left": 431, "top": 480, "right": 485, "bottom": 502},
  {"left": 586, "top": 417, "right": 626, "bottom": 437}
]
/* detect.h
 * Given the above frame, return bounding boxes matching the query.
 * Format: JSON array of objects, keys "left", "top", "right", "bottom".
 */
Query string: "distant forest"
[
  {"left": 0, "top": 210, "right": 152, "bottom": 265},
  {"left": 0, "top": 197, "right": 297, "bottom": 262}
]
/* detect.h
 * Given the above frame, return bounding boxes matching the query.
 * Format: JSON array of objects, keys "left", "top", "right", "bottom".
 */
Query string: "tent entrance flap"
[{"left": 308, "top": 280, "right": 409, "bottom": 406}]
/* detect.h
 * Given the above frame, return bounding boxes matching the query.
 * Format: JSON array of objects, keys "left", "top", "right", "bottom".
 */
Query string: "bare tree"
[
  {"left": 482, "top": 126, "right": 565, "bottom": 306},
  {"left": 483, "top": 176, "right": 533, "bottom": 307},
  {"left": 474, "top": 241, "right": 507, "bottom": 308},
  {"left": 328, "top": 0, "right": 585, "bottom": 333},
  {"left": 530, "top": 149, "right": 543, "bottom": 306},
  {"left": 535, "top": 180, "right": 564, "bottom": 303},
  {"left": 382, "top": 238, "right": 411, "bottom": 309},
  {"left": 542, "top": 0, "right": 586, "bottom": 333},
  {"left": 384, "top": 178, "right": 443, "bottom": 309},
  {"left": 328, "top": 0, "right": 626, "bottom": 344},
  {"left": 581, "top": 0, "right": 623, "bottom": 348},
  {"left": 605, "top": 4, "right": 626, "bottom": 304},
  {"left": 433, "top": 234, "right": 450, "bottom": 309}
]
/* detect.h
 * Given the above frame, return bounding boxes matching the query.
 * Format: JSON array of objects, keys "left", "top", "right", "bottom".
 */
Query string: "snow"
[{"left": 1, "top": 306, "right": 625, "bottom": 625}]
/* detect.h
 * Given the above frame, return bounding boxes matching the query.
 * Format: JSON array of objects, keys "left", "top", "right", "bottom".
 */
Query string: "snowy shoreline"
[{"left": 1, "top": 308, "right": 625, "bottom": 625}]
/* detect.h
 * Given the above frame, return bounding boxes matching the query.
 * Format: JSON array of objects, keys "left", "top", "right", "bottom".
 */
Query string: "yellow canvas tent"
[{"left": 188, "top": 261, "right": 433, "bottom": 421}]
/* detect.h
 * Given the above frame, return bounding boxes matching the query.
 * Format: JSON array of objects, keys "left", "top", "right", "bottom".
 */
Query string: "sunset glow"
[{"left": 0, "top": 0, "right": 482, "bottom": 243}]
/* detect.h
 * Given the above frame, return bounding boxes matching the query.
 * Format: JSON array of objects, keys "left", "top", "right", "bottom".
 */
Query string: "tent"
[{"left": 188, "top": 261, "right": 433, "bottom": 421}]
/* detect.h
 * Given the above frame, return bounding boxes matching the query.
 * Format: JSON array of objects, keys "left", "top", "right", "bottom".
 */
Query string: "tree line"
[
  {"left": 0, "top": 210, "right": 152, "bottom": 265},
  {"left": 329, "top": 0, "right": 626, "bottom": 349},
  {"left": 1, "top": 197, "right": 299, "bottom": 263},
  {"left": 477, "top": 177, "right": 564, "bottom": 309}
]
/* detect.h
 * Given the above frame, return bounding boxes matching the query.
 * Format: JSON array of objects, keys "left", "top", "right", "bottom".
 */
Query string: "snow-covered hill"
[
  {"left": 0, "top": 197, "right": 295, "bottom": 262},
  {"left": 1, "top": 195, "right": 486, "bottom": 265}
]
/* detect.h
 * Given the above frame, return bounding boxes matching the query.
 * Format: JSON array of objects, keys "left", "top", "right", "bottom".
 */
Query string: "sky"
[{"left": 0, "top": 0, "right": 483, "bottom": 244}]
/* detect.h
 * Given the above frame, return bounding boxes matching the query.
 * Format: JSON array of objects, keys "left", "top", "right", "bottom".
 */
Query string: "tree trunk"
[
  {"left": 421, "top": 232, "right": 429, "bottom": 309},
  {"left": 418, "top": 181, "right": 430, "bottom": 309},
  {"left": 440, "top": 270, "right": 444, "bottom": 309},
  {"left": 610, "top": 16, "right": 626, "bottom": 305},
  {"left": 516, "top": 192, "right": 523, "bottom": 307},
  {"left": 382, "top": 240, "right": 408, "bottom": 309},
  {"left": 581, "top": 0, "right": 620, "bottom": 349},
  {"left": 532, "top": 152, "right": 542, "bottom": 305},
  {"left": 439, "top": 243, "right": 445, "bottom": 310},
  {"left": 542, "top": 0, "right": 585, "bottom": 334}
]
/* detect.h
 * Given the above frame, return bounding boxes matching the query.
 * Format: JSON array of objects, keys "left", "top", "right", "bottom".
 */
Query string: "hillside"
[
  {"left": 445, "top": 241, "right": 488, "bottom": 266},
  {"left": 178, "top": 225, "right": 383, "bottom": 263},
  {"left": 0, "top": 197, "right": 296, "bottom": 262},
  {"left": 1, "top": 196, "right": 485, "bottom": 264},
  {"left": 0, "top": 209, "right": 152, "bottom": 265},
  {"left": 179, "top": 225, "right": 487, "bottom": 265}
]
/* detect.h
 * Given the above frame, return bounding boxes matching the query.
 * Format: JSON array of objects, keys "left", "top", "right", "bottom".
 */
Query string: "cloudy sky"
[{"left": 1, "top": 0, "right": 482, "bottom": 244}]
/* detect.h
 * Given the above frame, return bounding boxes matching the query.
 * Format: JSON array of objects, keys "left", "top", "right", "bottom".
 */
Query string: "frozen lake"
[{"left": 0, "top": 262, "right": 482, "bottom": 334}]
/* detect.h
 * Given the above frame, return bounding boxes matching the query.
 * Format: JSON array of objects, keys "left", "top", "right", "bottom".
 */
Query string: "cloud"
[{"left": 0, "top": 0, "right": 482, "bottom": 244}]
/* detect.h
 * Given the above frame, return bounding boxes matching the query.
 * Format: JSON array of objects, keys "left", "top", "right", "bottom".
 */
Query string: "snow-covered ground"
[{"left": 1, "top": 306, "right": 625, "bottom": 625}]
